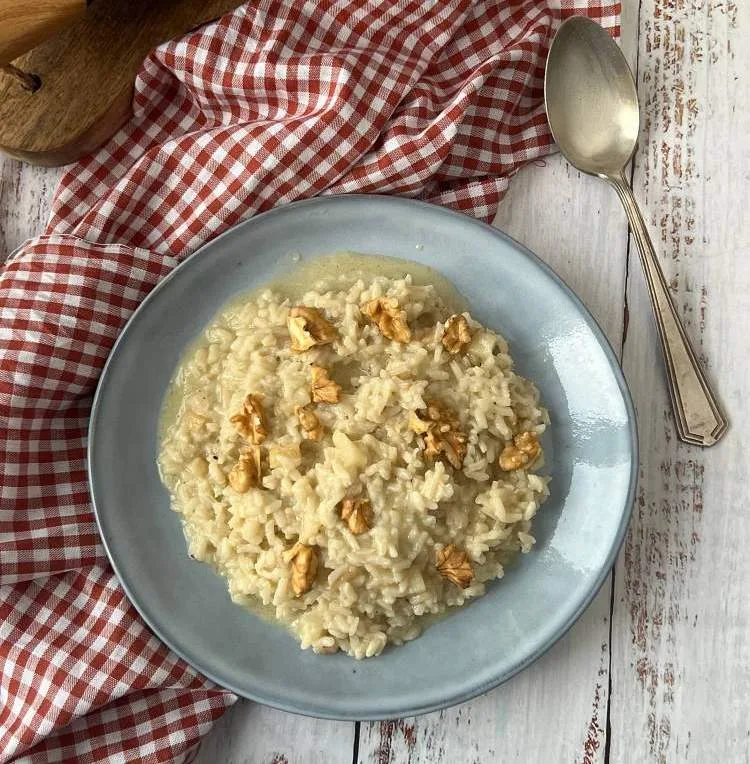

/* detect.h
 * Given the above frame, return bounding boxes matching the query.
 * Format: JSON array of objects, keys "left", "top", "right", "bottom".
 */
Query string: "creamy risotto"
[{"left": 158, "top": 255, "right": 550, "bottom": 659}]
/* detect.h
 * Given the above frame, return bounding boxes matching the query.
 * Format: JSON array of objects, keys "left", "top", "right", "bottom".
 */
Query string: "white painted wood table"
[{"left": 2, "top": 0, "right": 747, "bottom": 761}]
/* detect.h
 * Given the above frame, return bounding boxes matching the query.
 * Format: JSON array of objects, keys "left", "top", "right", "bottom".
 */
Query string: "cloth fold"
[{"left": 1, "top": 1, "right": 619, "bottom": 760}]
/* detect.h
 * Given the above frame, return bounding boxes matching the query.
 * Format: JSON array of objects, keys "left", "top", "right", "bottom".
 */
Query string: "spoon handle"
[{"left": 608, "top": 171, "right": 728, "bottom": 447}]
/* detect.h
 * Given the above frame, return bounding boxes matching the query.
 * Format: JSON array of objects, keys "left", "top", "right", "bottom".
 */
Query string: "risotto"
[{"left": 158, "top": 255, "right": 550, "bottom": 659}]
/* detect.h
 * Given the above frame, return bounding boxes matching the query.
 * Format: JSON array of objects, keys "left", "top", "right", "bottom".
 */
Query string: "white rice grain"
[{"left": 158, "top": 273, "right": 550, "bottom": 659}]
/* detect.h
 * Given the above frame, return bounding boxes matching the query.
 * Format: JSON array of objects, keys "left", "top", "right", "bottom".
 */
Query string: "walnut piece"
[
  {"left": 228, "top": 446, "right": 262, "bottom": 492},
  {"left": 361, "top": 297, "right": 411, "bottom": 343},
  {"left": 287, "top": 306, "right": 338, "bottom": 352},
  {"left": 339, "top": 497, "right": 373, "bottom": 535},
  {"left": 229, "top": 394, "right": 268, "bottom": 444},
  {"left": 441, "top": 314, "right": 472, "bottom": 354},
  {"left": 285, "top": 542, "right": 318, "bottom": 596},
  {"left": 436, "top": 544, "right": 474, "bottom": 589},
  {"left": 311, "top": 365, "right": 342, "bottom": 404},
  {"left": 424, "top": 427, "right": 467, "bottom": 470},
  {"left": 498, "top": 431, "right": 542, "bottom": 471},
  {"left": 295, "top": 404, "right": 323, "bottom": 441},
  {"left": 409, "top": 399, "right": 467, "bottom": 469}
]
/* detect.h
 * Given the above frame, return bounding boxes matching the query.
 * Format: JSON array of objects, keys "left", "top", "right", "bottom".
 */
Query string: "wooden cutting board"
[{"left": 0, "top": 0, "right": 239, "bottom": 166}]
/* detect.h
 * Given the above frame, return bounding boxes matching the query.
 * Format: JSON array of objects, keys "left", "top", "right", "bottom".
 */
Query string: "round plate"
[{"left": 89, "top": 195, "right": 637, "bottom": 720}]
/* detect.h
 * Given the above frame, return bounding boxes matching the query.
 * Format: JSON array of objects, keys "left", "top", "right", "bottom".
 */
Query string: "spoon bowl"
[{"left": 545, "top": 16, "right": 639, "bottom": 177}]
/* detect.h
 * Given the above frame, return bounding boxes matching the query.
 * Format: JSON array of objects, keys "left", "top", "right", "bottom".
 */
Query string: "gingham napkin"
[{"left": 0, "top": 2, "right": 619, "bottom": 761}]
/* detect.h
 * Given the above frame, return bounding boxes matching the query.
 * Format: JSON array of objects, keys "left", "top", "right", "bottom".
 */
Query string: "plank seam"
[
  {"left": 607, "top": 0, "right": 646, "bottom": 760},
  {"left": 352, "top": 721, "right": 361, "bottom": 764}
]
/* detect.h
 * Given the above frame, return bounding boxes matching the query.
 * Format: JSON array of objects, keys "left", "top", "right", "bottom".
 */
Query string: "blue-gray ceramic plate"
[{"left": 89, "top": 195, "right": 637, "bottom": 720}]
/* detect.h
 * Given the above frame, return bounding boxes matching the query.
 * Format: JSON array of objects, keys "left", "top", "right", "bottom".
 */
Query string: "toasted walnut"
[
  {"left": 287, "top": 306, "right": 337, "bottom": 352},
  {"left": 441, "top": 314, "right": 472, "bottom": 354},
  {"left": 498, "top": 431, "right": 542, "bottom": 471},
  {"left": 436, "top": 544, "right": 474, "bottom": 589},
  {"left": 361, "top": 297, "right": 411, "bottom": 343},
  {"left": 339, "top": 497, "right": 373, "bottom": 535},
  {"left": 284, "top": 542, "right": 318, "bottom": 596},
  {"left": 311, "top": 365, "right": 342, "bottom": 404},
  {"left": 424, "top": 427, "right": 467, "bottom": 470},
  {"left": 409, "top": 400, "right": 467, "bottom": 469},
  {"left": 228, "top": 447, "right": 262, "bottom": 492},
  {"left": 295, "top": 404, "right": 323, "bottom": 441},
  {"left": 229, "top": 394, "right": 268, "bottom": 444}
]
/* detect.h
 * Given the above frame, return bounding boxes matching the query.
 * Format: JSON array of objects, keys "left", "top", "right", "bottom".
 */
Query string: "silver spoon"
[{"left": 544, "top": 16, "right": 728, "bottom": 447}]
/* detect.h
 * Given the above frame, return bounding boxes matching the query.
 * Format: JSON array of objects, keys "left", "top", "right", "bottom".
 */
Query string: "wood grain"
[
  {"left": 356, "top": 583, "right": 613, "bottom": 764},
  {"left": 192, "top": 703, "right": 355, "bottom": 764},
  {"left": 0, "top": 0, "right": 238, "bottom": 166},
  {"left": 610, "top": 0, "right": 750, "bottom": 761},
  {"left": 0, "top": 0, "right": 85, "bottom": 65},
  {"left": 0, "top": 156, "right": 62, "bottom": 255}
]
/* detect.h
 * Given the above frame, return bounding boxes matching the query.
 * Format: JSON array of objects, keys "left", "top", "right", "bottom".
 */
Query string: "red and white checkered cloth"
[{"left": 0, "top": 2, "right": 619, "bottom": 761}]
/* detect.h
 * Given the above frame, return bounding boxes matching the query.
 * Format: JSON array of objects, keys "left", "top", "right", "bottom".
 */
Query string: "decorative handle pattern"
[{"left": 609, "top": 172, "right": 728, "bottom": 446}]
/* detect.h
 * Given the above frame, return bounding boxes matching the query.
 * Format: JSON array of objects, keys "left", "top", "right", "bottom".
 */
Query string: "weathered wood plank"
[
  {"left": 357, "top": 582, "right": 612, "bottom": 764},
  {"left": 192, "top": 703, "right": 355, "bottom": 764},
  {"left": 610, "top": 0, "right": 750, "bottom": 761},
  {"left": 0, "top": 156, "right": 62, "bottom": 256}
]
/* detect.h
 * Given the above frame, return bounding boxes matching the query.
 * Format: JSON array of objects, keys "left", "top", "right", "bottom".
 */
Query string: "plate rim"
[{"left": 88, "top": 193, "right": 638, "bottom": 720}]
